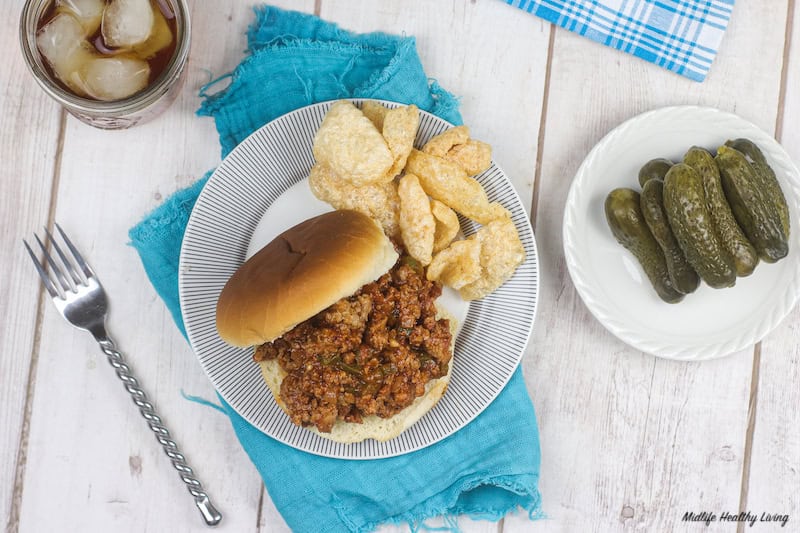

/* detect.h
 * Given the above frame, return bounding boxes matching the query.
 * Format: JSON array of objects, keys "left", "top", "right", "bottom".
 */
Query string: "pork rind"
[
  {"left": 444, "top": 139, "right": 492, "bottom": 176},
  {"left": 309, "top": 102, "right": 520, "bottom": 301},
  {"left": 426, "top": 240, "right": 482, "bottom": 290},
  {"left": 308, "top": 163, "right": 400, "bottom": 238},
  {"left": 430, "top": 199, "right": 460, "bottom": 253},
  {"left": 398, "top": 174, "right": 435, "bottom": 265},
  {"left": 361, "top": 100, "right": 389, "bottom": 132},
  {"left": 422, "top": 126, "right": 470, "bottom": 157},
  {"left": 312, "top": 101, "right": 394, "bottom": 186},
  {"left": 458, "top": 218, "right": 525, "bottom": 300},
  {"left": 383, "top": 104, "right": 419, "bottom": 179},
  {"left": 405, "top": 149, "right": 509, "bottom": 224}
]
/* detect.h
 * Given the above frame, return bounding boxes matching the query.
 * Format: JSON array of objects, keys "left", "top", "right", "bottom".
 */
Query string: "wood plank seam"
[
  {"left": 509, "top": 16, "right": 556, "bottom": 533},
  {"left": 737, "top": 4, "right": 794, "bottom": 529},
  {"left": 511, "top": 17, "right": 557, "bottom": 533},
  {"left": 775, "top": 0, "right": 795, "bottom": 142},
  {"left": 530, "top": 23, "right": 557, "bottom": 232},
  {"left": 4, "top": 296, "right": 46, "bottom": 533},
  {"left": 736, "top": 344, "right": 761, "bottom": 533},
  {"left": 255, "top": 484, "right": 266, "bottom": 532},
  {"left": 6, "top": 108, "right": 67, "bottom": 533}
]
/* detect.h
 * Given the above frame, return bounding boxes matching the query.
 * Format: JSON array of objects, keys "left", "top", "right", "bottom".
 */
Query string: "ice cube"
[
  {"left": 36, "top": 13, "right": 95, "bottom": 96},
  {"left": 102, "top": 0, "right": 155, "bottom": 48},
  {"left": 81, "top": 56, "right": 150, "bottom": 100},
  {"left": 56, "top": 0, "right": 104, "bottom": 34},
  {"left": 133, "top": 5, "right": 173, "bottom": 59}
]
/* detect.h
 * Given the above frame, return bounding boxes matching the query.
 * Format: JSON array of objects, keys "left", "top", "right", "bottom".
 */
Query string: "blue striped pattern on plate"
[
  {"left": 505, "top": 0, "right": 734, "bottom": 81},
  {"left": 179, "top": 100, "right": 540, "bottom": 459}
]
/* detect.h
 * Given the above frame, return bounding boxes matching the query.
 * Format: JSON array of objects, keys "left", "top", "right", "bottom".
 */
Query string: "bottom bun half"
[{"left": 258, "top": 308, "right": 457, "bottom": 444}]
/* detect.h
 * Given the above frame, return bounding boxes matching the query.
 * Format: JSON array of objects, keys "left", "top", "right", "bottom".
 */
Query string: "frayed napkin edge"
[{"left": 353, "top": 473, "right": 544, "bottom": 533}]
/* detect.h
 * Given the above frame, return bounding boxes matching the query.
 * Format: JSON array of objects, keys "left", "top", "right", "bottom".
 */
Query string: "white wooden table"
[{"left": 3, "top": 1, "right": 799, "bottom": 532}]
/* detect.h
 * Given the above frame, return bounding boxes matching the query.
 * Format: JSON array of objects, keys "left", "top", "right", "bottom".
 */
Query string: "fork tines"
[{"left": 24, "top": 223, "right": 93, "bottom": 299}]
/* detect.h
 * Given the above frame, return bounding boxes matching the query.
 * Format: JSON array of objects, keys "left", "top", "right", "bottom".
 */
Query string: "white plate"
[
  {"left": 179, "top": 100, "right": 539, "bottom": 458},
  {"left": 563, "top": 106, "right": 800, "bottom": 360}
]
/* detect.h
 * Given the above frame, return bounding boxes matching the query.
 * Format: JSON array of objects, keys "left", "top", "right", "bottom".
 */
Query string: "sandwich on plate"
[{"left": 215, "top": 210, "right": 454, "bottom": 443}]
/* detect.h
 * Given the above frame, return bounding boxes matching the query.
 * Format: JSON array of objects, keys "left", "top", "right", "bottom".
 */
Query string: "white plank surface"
[
  {"left": 744, "top": 1, "right": 800, "bottom": 526},
  {"left": 0, "top": 2, "right": 63, "bottom": 530},
  {"left": 320, "top": 0, "right": 551, "bottom": 207},
  {"left": 3, "top": 0, "right": 800, "bottom": 532},
  {"left": 14, "top": 1, "right": 307, "bottom": 532},
  {"left": 506, "top": 0, "right": 791, "bottom": 531}
]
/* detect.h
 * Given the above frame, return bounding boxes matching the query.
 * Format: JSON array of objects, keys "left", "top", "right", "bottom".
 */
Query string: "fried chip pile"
[
  {"left": 422, "top": 125, "right": 470, "bottom": 157},
  {"left": 309, "top": 163, "right": 400, "bottom": 238},
  {"left": 383, "top": 105, "right": 419, "bottom": 180},
  {"left": 405, "top": 149, "right": 508, "bottom": 225},
  {"left": 426, "top": 239, "right": 482, "bottom": 290},
  {"left": 456, "top": 218, "right": 525, "bottom": 300},
  {"left": 312, "top": 101, "right": 394, "bottom": 185},
  {"left": 309, "top": 100, "right": 525, "bottom": 300},
  {"left": 362, "top": 100, "right": 389, "bottom": 131},
  {"left": 398, "top": 174, "right": 435, "bottom": 265},
  {"left": 430, "top": 199, "right": 459, "bottom": 253},
  {"left": 443, "top": 140, "right": 492, "bottom": 176}
]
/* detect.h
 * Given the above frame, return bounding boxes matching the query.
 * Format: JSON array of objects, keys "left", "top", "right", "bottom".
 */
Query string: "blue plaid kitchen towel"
[{"left": 505, "top": 0, "right": 735, "bottom": 81}]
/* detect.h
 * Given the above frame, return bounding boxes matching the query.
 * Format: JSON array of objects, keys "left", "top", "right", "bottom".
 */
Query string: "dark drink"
[{"left": 35, "top": 0, "right": 178, "bottom": 101}]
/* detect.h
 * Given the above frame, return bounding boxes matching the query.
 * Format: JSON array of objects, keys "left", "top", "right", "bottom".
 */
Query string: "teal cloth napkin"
[{"left": 129, "top": 6, "right": 542, "bottom": 532}]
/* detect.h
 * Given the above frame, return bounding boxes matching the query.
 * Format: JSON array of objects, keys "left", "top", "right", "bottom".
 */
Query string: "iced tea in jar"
[{"left": 20, "top": 0, "right": 190, "bottom": 129}]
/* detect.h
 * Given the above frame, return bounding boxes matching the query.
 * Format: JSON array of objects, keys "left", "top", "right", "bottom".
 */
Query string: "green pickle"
[
  {"left": 640, "top": 179, "right": 700, "bottom": 294},
  {"left": 725, "top": 138, "right": 791, "bottom": 239},
  {"left": 683, "top": 146, "right": 758, "bottom": 277},
  {"left": 716, "top": 146, "right": 788, "bottom": 263},
  {"left": 638, "top": 158, "right": 673, "bottom": 188},
  {"left": 605, "top": 188, "right": 684, "bottom": 303},
  {"left": 663, "top": 164, "right": 736, "bottom": 288}
]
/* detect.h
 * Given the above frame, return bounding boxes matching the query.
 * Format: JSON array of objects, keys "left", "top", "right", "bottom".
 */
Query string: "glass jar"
[{"left": 19, "top": 0, "right": 191, "bottom": 130}]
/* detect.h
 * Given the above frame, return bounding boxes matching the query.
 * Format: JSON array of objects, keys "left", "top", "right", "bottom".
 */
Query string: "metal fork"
[{"left": 24, "top": 223, "right": 222, "bottom": 527}]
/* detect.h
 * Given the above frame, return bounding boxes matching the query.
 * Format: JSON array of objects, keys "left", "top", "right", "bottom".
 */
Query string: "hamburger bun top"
[{"left": 215, "top": 210, "right": 399, "bottom": 347}]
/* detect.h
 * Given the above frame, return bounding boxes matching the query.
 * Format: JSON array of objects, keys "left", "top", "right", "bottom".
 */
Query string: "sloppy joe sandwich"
[{"left": 215, "top": 210, "right": 454, "bottom": 443}]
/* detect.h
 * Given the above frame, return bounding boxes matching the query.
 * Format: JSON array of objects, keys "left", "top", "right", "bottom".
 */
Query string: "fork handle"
[{"left": 97, "top": 338, "right": 222, "bottom": 527}]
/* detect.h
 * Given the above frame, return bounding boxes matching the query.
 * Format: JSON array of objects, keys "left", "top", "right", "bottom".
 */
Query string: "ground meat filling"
[{"left": 253, "top": 258, "right": 452, "bottom": 433}]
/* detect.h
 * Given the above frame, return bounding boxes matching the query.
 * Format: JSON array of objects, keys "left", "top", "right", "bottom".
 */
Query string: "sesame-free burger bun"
[{"left": 215, "top": 210, "right": 399, "bottom": 348}]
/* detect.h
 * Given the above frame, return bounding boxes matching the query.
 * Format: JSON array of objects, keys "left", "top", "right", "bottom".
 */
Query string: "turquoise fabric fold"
[
  {"left": 198, "top": 7, "right": 461, "bottom": 158},
  {"left": 129, "top": 6, "right": 541, "bottom": 532}
]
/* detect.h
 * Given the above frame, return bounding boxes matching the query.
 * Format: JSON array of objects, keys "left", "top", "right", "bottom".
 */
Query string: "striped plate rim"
[{"left": 179, "top": 100, "right": 539, "bottom": 459}]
